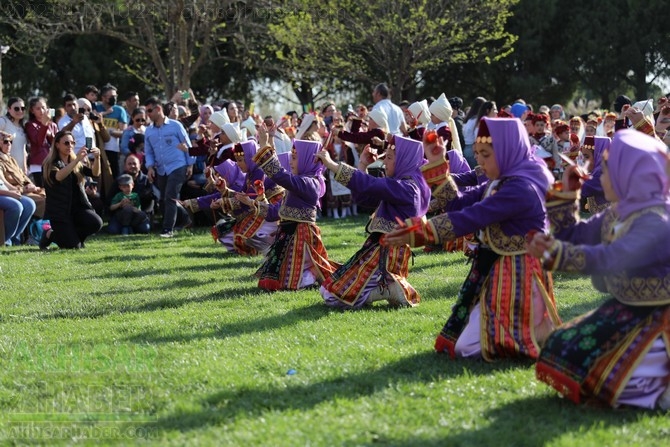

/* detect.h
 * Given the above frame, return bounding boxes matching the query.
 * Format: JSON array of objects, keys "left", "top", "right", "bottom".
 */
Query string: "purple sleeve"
[
  {"left": 554, "top": 211, "right": 605, "bottom": 245},
  {"left": 347, "top": 170, "right": 417, "bottom": 207},
  {"left": 581, "top": 174, "right": 603, "bottom": 197},
  {"left": 558, "top": 213, "right": 670, "bottom": 274},
  {"left": 270, "top": 169, "right": 319, "bottom": 203},
  {"left": 196, "top": 191, "right": 223, "bottom": 210},
  {"left": 451, "top": 170, "right": 479, "bottom": 187},
  {"left": 445, "top": 179, "right": 545, "bottom": 236},
  {"left": 447, "top": 150, "right": 470, "bottom": 174}
]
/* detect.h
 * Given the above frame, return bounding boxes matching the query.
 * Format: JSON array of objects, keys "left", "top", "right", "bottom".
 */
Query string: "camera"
[
  {"left": 78, "top": 107, "right": 86, "bottom": 115},
  {"left": 85, "top": 180, "right": 98, "bottom": 188},
  {"left": 89, "top": 114, "right": 99, "bottom": 121}
]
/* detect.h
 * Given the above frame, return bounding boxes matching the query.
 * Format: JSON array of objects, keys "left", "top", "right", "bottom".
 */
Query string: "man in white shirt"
[
  {"left": 371, "top": 83, "right": 407, "bottom": 136},
  {"left": 58, "top": 94, "right": 95, "bottom": 150}
]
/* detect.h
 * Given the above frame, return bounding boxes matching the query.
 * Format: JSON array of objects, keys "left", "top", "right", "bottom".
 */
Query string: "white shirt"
[
  {"left": 0, "top": 117, "right": 28, "bottom": 172},
  {"left": 463, "top": 118, "right": 478, "bottom": 146},
  {"left": 58, "top": 115, "right": 95, "bottom": 150},
  {"left": 372, "top": 98, "right": 406, "bottom": 135}
]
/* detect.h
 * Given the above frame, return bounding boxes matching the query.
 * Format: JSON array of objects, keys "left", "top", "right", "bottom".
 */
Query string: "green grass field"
[{"left": 1, "top": 215, "right": 668, "bottom": 446}]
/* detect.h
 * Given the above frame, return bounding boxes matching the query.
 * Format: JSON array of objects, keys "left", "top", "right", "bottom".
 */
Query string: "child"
[
  {"left": 528, "top": 129, "right": 670, "bottom": 409},
  {"left": 315, "top": 135, "right": 430, "bottom": 308},
  {"left": 383, "top": 117, "right": 561, "bottom": 361},
  {"left": 580, "top": 135, "right": 611, "bottom": 214},
  {"left": 252, "top": 133, "right": 338, "bottom": 291},
  {"left": 109, "top": 174, "right": 150, "bottom": 234}
]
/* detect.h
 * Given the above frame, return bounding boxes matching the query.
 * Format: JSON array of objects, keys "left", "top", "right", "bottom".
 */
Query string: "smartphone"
[
  {"left": 48, "top": 108, "right": 55, "bottom": 118},
  {"left": 85, "top": 137, "right": 93, "bottom": 150},
  {"left": 78, "top": 107, "right": 86, "bottom": 115},
  {"left": 249, "top": 103, "right": 255, "bottom": 115},
  {"left": 181, "top": 91, "right": 190, "bottom": 100}
]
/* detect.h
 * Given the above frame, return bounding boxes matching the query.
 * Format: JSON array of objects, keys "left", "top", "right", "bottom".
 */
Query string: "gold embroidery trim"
[{"left": 482, "top": 222, "right": 527, "bottom": 255}]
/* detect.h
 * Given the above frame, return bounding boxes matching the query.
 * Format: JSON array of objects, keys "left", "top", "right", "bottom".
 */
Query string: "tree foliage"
[{"left": 0, "top": 0, "right": 250, "bottom": 96}]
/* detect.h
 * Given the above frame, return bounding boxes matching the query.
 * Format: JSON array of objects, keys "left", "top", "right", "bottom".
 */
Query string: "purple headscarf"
[
  {"left": 293, "top": 139, "right": 326, "bottom": 197},
  {"left": 239, "top": 140, "right": 259, "bottom": 172},
  {"left": 214, "top": 159, "right": 245, "bottom": 192},
  {"left": 277, "top": 151, "right": 291, "bottom": 172},
  {"left": 392, "top": 135, "right": 431, "bottom": 216},
  {"left": 483, "top": 117, "right": 554, "bottom": 200},
  {"left": 590, "top": 136, "right": 610, "bottom": 177},
  {"left": 200, "top": 105, "right": 213, "bottom": 119},
  {"left": 607, "top": 129, "right": 670, "bottom": 220}
]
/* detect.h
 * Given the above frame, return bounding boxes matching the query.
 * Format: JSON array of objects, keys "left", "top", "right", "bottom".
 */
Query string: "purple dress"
[
  {"left": 320, "top": 135, "right": 431, "bottom": 309},
  {"left": 253, "top": 140, "right": 338, "bottom": 291},
  {"left": 537, "top": 129, "right": 670, "bottom": 409}
]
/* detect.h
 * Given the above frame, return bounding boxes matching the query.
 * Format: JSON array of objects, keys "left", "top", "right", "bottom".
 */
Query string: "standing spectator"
[
  {"left": 25, "top": 97, "right": 58, "bottom": 187},
  {"left": 461, "top": 97, "right": 486, "bottom": 168},
  {"left": 371, "top": 83, "right": 406, "bottom": 135},
  {"left": 40, "top": 130, "right": 103, "bottom": 249},
  {"left": 120, "top": 108, "right": 147, "bottom": 156},
  {"left": 449, "top": 96, "right": 466, "bottom": 150},
  {"left": 549, "top": 104, "right": 566, "bottom": 121},
  {"left": 123, "top": 91, "right": 140, "bottom": 118},
  {"left": 0, "top": 97, "right": 28, "bottom": 174},
  {"left": 144, "top": 97, "right": 194, "bottom": 238},
  {"left": 58, "top": 93, "right": 95, "bottom": 150},
  {"left": 95, "top": 83, "right": 129, "bottom": 180}
]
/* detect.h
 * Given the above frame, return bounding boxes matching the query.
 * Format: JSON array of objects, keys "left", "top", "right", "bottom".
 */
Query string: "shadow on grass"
[
  {"left": 126, "top": 302, "right": 328, "bottom": 344},
  {"left": 382, "top": 396, "right": 657, "bottom": 447},
  {"left": 141, "top": 352, "right": 532, "bottom": 435},
  {"left": 35, "top": 284, "right": 259, "bottom": 320}
]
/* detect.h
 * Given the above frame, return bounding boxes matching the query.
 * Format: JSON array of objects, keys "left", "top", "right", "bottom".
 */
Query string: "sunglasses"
[
  {"left": 145, "top": 107, "right": 154, "bottom": 114},
  {"left": 134, "top": 118, "right": 146, "bottom": 123},
  {"left": 13, "top": 106, "right": 26, "bottom": 112},
  {"left": 2, "top": 139, "right": 12, "bottom": 144}
]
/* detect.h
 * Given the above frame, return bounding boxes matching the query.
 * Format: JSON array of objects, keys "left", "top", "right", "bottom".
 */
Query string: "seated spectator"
[
  {"left": 0, "top": 131, "right": 45, "bottom": 217},
  {"left": 107, "top": 154, "right": 156, "bottom": 234},
  {"left": 109, "top": 174, "right": 150, "bottom": 235},
  {"left": 0, "top": 169, "right": 36, "bottom": 246}
]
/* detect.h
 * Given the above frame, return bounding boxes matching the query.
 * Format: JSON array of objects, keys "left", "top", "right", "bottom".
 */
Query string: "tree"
[
  {"left": 0, "top": 0, "right": 252, "bottom": 97},
  {"left": 249, "top": 0, "right": 518, "bottom": 108}
]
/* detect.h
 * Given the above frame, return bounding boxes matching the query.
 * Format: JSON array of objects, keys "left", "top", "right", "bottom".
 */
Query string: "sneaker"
[{"left": 159, "top": 230, "right": 173, "bottom": 238}]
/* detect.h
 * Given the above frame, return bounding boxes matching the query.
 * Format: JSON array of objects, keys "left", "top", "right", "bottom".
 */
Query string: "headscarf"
[
  {"left": 293, "top": 139, "right": 326, "bottom": 197},
  {"left": 606, "top": 129, "right": 670, "bottom": 220},
  {"left": 200, "top": 104, "right": 213, "bottom": 118},
  {"left": 392, "top": 135, "right": 431, "bottom": 216},
  {"left": 482, "top": 117, "right": 554, "bottom": 200},
  {"left": 214, "top": 159, "right": 245, "bottom": 192},
  {"left": 238, "top": 139, "right": 277, "bottom": 193},
  {"left": 590, "top": 136, "right": 611, "bottom": 179},
  {"left": 277, "top": 151, "right": 291, "bottom": 172}
]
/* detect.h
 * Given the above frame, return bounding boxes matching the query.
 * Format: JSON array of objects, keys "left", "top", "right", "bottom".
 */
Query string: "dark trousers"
[
  {"left": 156, "top": 166, "right": 189, "bottom": 232},
  {"left": 51, "top": 209, "right": 103, "bottom": 249}
]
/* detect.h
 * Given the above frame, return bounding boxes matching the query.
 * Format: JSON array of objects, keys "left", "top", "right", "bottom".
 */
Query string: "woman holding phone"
[
  {"left": 40, "top": 130, "right": 103, "bottom": 249},
  {"left": 25, "top": 97, "right": 58, "bottom": 187}
]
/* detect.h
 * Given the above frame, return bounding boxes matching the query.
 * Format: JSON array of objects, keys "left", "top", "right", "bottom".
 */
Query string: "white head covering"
[
  {"left": 429, "top": 93, "right": 462, "bottom": 154},
  {"left": 209, "top": 110, "right": 230, "bottom": 130},
  {"left": 408, "top": 100, "right": 430, "bottom": 125},
  {"left": 221, "top": 123, "right": 241, "bottom": 144},
  {"left": 429, "top": 93, "right": 453, "bottom": 123},
  {"left": 77, "top": 98, "right": 92, "bottom": 110},
  {"left": 367, "top": 108, "right": 389, "bottom": 133},
  {"left": 241, "top": 116, "right": 257, "bottom": 139},
  {"left": 295, "top": 114, "right": 315, "bottom": 140},
  {"left": 632, "top": 99, "right": 655, "bottom": 124}
]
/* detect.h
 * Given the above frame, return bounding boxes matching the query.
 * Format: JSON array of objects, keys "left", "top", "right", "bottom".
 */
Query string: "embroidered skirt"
[
  {"left": 435, "top": 248, "right": 561, "bottom": 361},
  {"left": 256, "top": 221, "right": 338, "bottom": 291},
  {"left": 321, "top": 232, "right": 419, "bottom": 308},
  {"left": 536, "top": 298, "right": 670, "bottom": 406}
]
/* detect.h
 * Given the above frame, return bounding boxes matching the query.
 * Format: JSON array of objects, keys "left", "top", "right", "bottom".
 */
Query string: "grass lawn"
[{"left": 1, "top": 214, "right": 668, "bottom": 446}]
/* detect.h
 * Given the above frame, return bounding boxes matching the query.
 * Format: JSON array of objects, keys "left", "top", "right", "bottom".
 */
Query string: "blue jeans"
[
  {"left": 156, "top": 166, "right": 188, "bottom": 232},
  {"left": 0, "top": 195, "right": 36, "bottom": 245}
]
